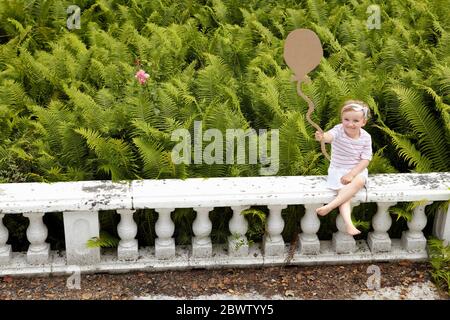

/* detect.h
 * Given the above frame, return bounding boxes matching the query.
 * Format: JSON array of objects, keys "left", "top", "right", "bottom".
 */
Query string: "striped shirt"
[{"left": 328, "top": 124, "right": 372, "bottom": 169}]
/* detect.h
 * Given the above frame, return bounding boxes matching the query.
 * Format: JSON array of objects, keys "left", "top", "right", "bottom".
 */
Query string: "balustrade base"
[
  {"left": 192, "top": 239, "right": 212, "bottom": 258},
  {"left": 0, "top": 245, "right": 11, "bottom": 265},
  {"left": 118, "top": 240, "right": 139, "bottom": 261},
  {"left": 332, "top": 232, "right": 356, "bottom": 254},
  {"left": 0, "top": 240, "right": 429, "bottom": 277},
  {"left": 27, "top": 243, "right": 50, "bottom": 265},
  {"left": 401, "top": 232, "right": 427, "bottom": 252},
  {"left": 298, "top": 234, "right": 320, "bottom": 255},
  {"left": 67, "top": 248, "right": 101, "bottom": 265},
  {"left": 228, "top": 236, "right": 248, "bottom": 257},
  {"left": 367, "top": 233, "right": 392, "bottom": 253},
  {"left": 155, "top": 239, "right": 176, "bottom": 259},
  {"left": 262, "top": 235, "right": 285, "bottom": 256}
]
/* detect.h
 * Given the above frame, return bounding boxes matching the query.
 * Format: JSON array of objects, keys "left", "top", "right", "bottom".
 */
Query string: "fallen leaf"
[{"left": 3, "top": 276, "right": 13, "bottom": 283}]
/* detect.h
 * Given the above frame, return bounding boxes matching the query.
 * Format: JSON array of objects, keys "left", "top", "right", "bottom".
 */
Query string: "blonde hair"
[{"left": 341, "top": 100, "right": 370, "bottom": 120}]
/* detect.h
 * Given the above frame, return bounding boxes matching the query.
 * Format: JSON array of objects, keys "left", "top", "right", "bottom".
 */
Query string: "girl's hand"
[
  {"left": 341, "top": 174, "right": 354, "bottom": 185},
  {"left": 315, "top": 131, "right": 323, "bottom": 141}
]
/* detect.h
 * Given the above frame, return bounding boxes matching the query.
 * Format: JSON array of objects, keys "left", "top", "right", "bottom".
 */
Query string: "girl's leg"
[
  {"left": 316, "top": 176, "right": 365, "bottom": 216},
  {"left": 339, "top": 200, "right": 361, "bottom": 235}
]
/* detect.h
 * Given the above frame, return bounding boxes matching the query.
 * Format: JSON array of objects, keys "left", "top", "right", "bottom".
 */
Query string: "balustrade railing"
[{"left": 0, "top": 173, "right": 448, "bottom": 276}]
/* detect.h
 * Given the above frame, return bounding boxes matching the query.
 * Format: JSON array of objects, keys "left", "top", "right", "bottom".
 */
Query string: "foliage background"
[{"left": 0, "top": 0, "right": 448, "bottom": 251}]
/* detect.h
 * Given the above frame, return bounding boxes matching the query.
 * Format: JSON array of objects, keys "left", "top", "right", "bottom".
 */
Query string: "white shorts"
[{"left": 326, "top": 167, "right": 369, "bottom": 190}]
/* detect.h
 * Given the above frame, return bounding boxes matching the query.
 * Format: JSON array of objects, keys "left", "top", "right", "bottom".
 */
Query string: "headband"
[{"left": 342, "top": 103, "right": 369, "bottom": 118}]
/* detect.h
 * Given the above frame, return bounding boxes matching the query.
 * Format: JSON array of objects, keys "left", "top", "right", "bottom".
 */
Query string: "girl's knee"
[
  {"left": 352, "top": 176, "right": 365, "bottom": 188},
  {"left": 339, "top": 201, "right": 351, "bottom": 209}
]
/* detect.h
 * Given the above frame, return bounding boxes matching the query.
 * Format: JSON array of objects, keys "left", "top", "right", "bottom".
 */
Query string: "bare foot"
[
  {"left": 346, "top": 225, "right": 361, "bottom": 236},
  {"left": 316, "top": 205, "right": 332, "bottom": 216}
]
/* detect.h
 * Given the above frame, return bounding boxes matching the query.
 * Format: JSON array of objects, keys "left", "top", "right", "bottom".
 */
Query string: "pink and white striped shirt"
[{"left": 328, "top": 124, "right": 372, "bottom": 169}]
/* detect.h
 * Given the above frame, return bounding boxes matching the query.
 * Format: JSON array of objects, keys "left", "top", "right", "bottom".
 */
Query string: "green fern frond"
[
  {"left": 311, "top": 23, "right": 342, "bottom": 53},
  {"left": 195, "top": 53, "right": 237, "bottom": 104},
  {"left": 0, "top": 80, "right": 32, "bottom": 110},
  {"left": 375, "top": 125, "right": 433, "bottom": 172},
  {"left": 86, "top": 231, "right": 119, "bottom": 248},
  {"left": 391, "top": 86, "right": 449, "bottom": 171},
  {"left": 306, "top": 0, "right": 328, "bottom": 25},
  {"left": 367, "top": 146, "right": 398, "bottom": 174},
  {"left": 75, "top": 127, "right": 136, "bottom": 180},
  {"left": 133, "top": 137, "right": 166, "bottom": 179}
]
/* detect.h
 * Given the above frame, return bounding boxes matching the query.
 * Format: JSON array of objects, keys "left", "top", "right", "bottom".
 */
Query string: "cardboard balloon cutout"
[{"left": 284, "top": 29, "right": 330, "bottom": 160}]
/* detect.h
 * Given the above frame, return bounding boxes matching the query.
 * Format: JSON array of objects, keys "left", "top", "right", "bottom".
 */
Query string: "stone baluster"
[
  {"left": 155, "top": 208, "right": 175, "bottom": 259},
  {"left": 23, "top": 213, "right": 50, "bottom": 264},
  {"left": 228, "top": 205, "right": 250, "bottom": 256},
  {"left": 432, "top": 204, "right": 450, "bottom": 244},
  {"left": 263, "top": 205, "right": 287, "bottom": 256},
  {"left": 367, "top": 202, "right": 396, "bottom": 253},
  {"left": 401, "top": 202, "right": 432, "bottom": 251},
  {"left": 117, "top": 209, "right": 138, "bottom": 260},
  {"left": 298, "top": 204, "right": 322, "bottom": 255},
  {"left": 332, "top": 202, "right": 359, "bottom": 254},
  {"left": 192, "top": 207, "right": 214, "bottom": 258},
  {"left": 0, "top": 214, "right": 11, "bottom": 265}
]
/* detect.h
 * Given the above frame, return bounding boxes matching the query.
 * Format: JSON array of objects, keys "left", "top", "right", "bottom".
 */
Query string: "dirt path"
[{"left": 0, "top": 261, "right": 448, "bottom": 300}]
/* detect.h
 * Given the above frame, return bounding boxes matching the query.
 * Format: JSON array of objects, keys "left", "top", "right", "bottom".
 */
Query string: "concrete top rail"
[
  {"left": 0, "top": 180, "right": 132, "bottom": 214},
  {"left": 0, "top": 172, "right": 448, "bottom": 213},
  {"left": 366, "top": 172, "right": 450, "bottom": 202}
]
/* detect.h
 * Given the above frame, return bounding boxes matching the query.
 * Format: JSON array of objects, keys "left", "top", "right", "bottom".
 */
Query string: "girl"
[{"left": 314, "top": 100, "right": 372, "bottom": 235}]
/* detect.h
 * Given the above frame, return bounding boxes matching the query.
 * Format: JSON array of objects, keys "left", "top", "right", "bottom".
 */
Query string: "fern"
[
  {"left": 75, "top": 127, "right": 137, "bottom": 180},
  {"left": 391, "top": 86, "right": 449, "bottom": 171},
  {"left": 87, "top": 231, "right": 119, "bottom": 248},
  {"left": 428, "top": 237, "right": 450, "bottom": 295}
]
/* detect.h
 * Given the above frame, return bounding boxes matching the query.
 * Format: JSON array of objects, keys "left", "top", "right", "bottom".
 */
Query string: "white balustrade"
[
  {"left": 332, "top": 202, "right": 359, "bottom": 254},
  {"left": 263, "top": 205, "right": 287, "bottom": 256},
  {"left": 23, "top": 213, "right": 50, "bottom": 264},
  {"left": 117, "top": 209, "right": 138, "bottom": 260},
  {"left": 228, "top": 206, "right": 250, "bottom": 256},
  {"left": 0, "top": 173, "right": 448, "bottom": 276},
  {"left": 0, "top": 214, "right": 11, "bottom": 264},
  {"left": 155, "top": 208, "right": 175, "bottom": 259},
  {"left": 192, "top": 207, "right": 214, "bottom": 258},
  {"left": 367, "top": 202, "right": 396, "bottom": 253},
  {"left": 401, "top": 202, "right": 432, "bottom": 251},
  {"left": 299, "top": 204, "right": 322, "bottom": 255}
]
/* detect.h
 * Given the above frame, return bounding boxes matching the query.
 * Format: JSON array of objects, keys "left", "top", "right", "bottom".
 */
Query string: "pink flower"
[{"left": 135, "top": 69, "right": 150, "bottom": 85}]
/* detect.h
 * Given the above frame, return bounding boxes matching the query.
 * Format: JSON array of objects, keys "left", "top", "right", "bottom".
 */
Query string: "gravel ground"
[
  {"left": 0, "top": 261, "right": 448, "bottom": 300},
  {"left": 135, "top": 281, "right": 442, "bottom": 300}
]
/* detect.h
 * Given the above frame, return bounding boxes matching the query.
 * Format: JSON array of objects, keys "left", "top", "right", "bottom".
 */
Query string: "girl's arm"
[
  {"left": 341, "top": 159, "right": 370, "bottom": 184},
  {"left": 348, "top": 159, "right": 370, "bottom": 177}
]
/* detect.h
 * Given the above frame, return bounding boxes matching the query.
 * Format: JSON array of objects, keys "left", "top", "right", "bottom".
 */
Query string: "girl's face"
[{"left": 341, "top": 110, "right": 367, "bottom": 138}]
